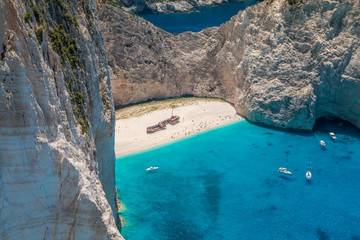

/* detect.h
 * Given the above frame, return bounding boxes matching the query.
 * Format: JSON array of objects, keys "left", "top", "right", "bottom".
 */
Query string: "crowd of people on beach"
[{"left": 169, "top": 114, "right": 239, "bottom": 139}]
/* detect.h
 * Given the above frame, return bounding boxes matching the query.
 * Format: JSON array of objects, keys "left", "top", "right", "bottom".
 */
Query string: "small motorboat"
[
  {"left": 320, "top": 140, "right": 326, "bottom": 147},
  {"left": 278, "top": 152, "right": 293, "bottom": 175},
  {"left": 278, "top": 167, "right": 293, "bottom": 175},
  {"left": 329, "top": 132, "right": 337, "bottom": 140},
  {"left": 146, "top": 166, "right": 159, "bottom": 171},
  {"left": 306, "top": 171, "right": 312, "bottom": 180}
]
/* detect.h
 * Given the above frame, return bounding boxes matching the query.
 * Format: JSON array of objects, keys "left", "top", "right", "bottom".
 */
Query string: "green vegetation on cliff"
[
  {"left": 287, "top": 0, "right": 302, "bottom": 5},
  {"left": 31, "top": 5, "right": 41, "bottom": 23},
  {"left": 49, "top": 24, "right": 81, "bottom": 68},
  {"left": 63, "top": 13, "right": 79, "bottom": 28},
  {"left": 24, "top": 12, "right": 32, "bottom": 24},
  {"left": 41, "top": 0, "right": 93, "bottom": 134},
  {"left": 35, "top": 24, "right": 45, "bottom": 43},
  {"left": 49, "top": 23, "right": 89, "bottom": 134},
  {"left": 22, "top": 0, "right": 108, "bottom": 134}
]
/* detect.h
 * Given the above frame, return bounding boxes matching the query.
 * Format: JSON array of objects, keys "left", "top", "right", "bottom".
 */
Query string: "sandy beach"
[{"left": 115, "top": 99, "right": 243, "bottom": 156}]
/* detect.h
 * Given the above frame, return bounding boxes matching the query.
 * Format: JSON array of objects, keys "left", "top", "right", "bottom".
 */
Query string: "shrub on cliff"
[
  {"left": 287, "top": 0, "right": 302, "bottom": 5},
  {"left": 35, "top": 24, "right": 46, "bottom": 44},
  {"left": 24, "top": 13, "right": 32, "bottom": 24},
  {"left": 31, "top": 5, "right": 41, "bottom": 23},
  {"left": 49, "top": 24, "right": 88, "bottom": 134},
  {"left": 49, "top": 24, "right": 80, "bottom": 68}
]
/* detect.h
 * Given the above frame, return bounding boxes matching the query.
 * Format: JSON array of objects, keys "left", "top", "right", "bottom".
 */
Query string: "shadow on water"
[
  {"left": 156, "top": 218, "right": 205, "bottom": 240},
  {"left": 141, "top": 169, "right": 223, "bottom": 239},
  {"left": 198, "top": 170, "right": 223, "bottom": 221},
  {"left": 250, "top": 117, "right": 360, "bottom": 140},
  {"left": 313, "top": 118, "right": 360, "bottom": 138},
  {"left": 256, "top": 191, "right": 272, "bottom": 198},
  {"left": 278, "top": 175, "right": 295, "bottom": 181},
  {"left": 140, "top": 171, "right": 208, "bottom": 239},
  {"left": 247, "top": 119, "right": 312, "bottom": 137},
  {"left": 263, "top": 177, "right": 279, "bottom": 188},
  {"left": 258, "top": 205, "right": 277, "bottom": 214},
  {"left": 316, "top": 227, "right": 330, "bottom": 240}
]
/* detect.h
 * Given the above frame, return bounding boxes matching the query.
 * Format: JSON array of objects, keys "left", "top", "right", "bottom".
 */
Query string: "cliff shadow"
[{"left": 313, "top": 117, "right": 360, "bottom": 139}]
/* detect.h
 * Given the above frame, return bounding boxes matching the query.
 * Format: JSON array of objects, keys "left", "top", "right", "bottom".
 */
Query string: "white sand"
[{"left": 115, "top": 100, "right": 243, "bottom": 156}]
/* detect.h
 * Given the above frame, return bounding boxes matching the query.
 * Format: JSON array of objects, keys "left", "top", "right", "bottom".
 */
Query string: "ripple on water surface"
[{"left": 116, "top": 120, "right": 360, "bottom": 240}]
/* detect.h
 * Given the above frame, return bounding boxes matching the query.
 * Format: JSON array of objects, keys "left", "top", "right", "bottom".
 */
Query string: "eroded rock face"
[
  {"left": 99, "top": 5, "right": 237, "bottom": 106},
  {"left": 0, "top": 0, "right": 123, "bottom": 239},
  {"left": 101, "top": 0, "right": 360, "bottom": 130}
]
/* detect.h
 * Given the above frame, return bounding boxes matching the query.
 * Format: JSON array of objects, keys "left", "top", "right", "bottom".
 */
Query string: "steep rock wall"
[
  {"left": 101, "top": 0, "right": 360, "bottom": 130},
  {"left": 0, "top": 0, "right": 123, "bottom": 239},
  {"left": 99, "top": 5, "right": 236, "bottom": 106}
]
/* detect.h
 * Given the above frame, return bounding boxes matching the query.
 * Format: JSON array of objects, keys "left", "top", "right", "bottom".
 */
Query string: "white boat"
[
  {"left": 278, "top": 152, "right": 293, "bottom": 175},
  {"left": 329, "top": 132, "right": 337, "bottom": 140},
  {"left": 306, "top": 161, "right": 312, "bottom": 180},
  {"left": 146, "top": 166, "right": 159, "bottom": 171},
  {"left": 278, "top": 167, "right": 293, "bottom": 175},
  {"left": 306, "top": 171, "right": 312, "bottom": 180},
  {"left": 320, "top": 140, "right": 326, "bottom": 147}
]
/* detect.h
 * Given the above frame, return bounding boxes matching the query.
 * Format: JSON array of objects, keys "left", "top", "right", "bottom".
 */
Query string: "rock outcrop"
[
  {"left": 0, "top": 0, "right": 123, "bottom": 239},
  {"left": 100, "top": 0, "right": 360, "bottom": 130}
]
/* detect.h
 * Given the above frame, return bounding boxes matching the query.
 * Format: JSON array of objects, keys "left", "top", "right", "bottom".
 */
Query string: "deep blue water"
[
  {"left": 139, "top": 1, "right": 259, "bottom": 33},
  {"left": 115, "top": 119, "right": 360, "bottom": 240}
]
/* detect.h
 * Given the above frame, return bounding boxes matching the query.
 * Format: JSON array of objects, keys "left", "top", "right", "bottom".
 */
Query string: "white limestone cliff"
[
  {"left": 0, "top": 0, "right": 123, "bottom": 239},
  {"left": 230, "top": 0, "right": 360, "bottom": 130}
]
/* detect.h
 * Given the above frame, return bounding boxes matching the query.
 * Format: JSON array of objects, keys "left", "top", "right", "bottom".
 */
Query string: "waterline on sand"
[{"left": 115, "top": 99, "right": 243, "bottom": 157}]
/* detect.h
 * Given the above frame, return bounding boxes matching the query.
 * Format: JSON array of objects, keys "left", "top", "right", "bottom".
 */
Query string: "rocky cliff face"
[
  {"left": 99, "top": 5, "right": 237, "bottom": 106},
  {"left": 0, "top": 0, "right": 123, "bottom": 239},
  {"left": 100, "top": 0, "right": 360, "bottom": 130}
]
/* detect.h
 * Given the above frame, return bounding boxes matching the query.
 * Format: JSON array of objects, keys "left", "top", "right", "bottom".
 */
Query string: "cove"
[
  {"left": 139, "top": 1, "right": 260, "bottom": 33},
  {"left": 115, "top": 119, "right": 360, "bottom": 239}
]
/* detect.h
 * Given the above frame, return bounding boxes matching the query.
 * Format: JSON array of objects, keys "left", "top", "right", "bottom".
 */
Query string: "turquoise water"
[
  {"left": 139, "top": 1, "right": 260, "bottom": 33},
  {"left": 115, "top": 119, "right": 360, "bottom": 240}
]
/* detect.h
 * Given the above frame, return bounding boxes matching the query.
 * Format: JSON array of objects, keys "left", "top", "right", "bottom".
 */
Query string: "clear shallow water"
[
  {"left": 115, "top": 119, "right": 360, "bottom": 240},
  {"left": 139, "top": 1, "right": 259, "bottom": 33}
]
